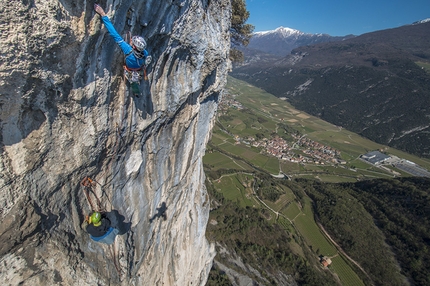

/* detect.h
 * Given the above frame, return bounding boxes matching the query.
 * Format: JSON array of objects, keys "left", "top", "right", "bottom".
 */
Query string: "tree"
[{"left": 230, "top": 0, "right": 254, "bottom": 62}]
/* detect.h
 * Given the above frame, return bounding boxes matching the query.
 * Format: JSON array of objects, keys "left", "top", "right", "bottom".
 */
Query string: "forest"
[
  {"left": 293, "top": 177, "right": 430, "bottom": 286},
  {"left": 205, "top": 165, "right": 430, "bottom": 285},
  {"left": 205, "top": 176, "right": 338, "bottom": 285}
]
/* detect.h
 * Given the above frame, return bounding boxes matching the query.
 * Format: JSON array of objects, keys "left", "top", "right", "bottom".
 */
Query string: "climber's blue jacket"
[{"left": 101, "top": 16, "right": 148, "bottom": 70}]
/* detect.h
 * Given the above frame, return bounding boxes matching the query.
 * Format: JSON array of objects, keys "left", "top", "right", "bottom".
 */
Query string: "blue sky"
[{"left": 246, "top": 0, "right": 430, "bottom": 36}]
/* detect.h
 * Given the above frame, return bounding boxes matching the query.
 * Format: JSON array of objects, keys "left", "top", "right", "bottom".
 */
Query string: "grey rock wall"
[{"left": 0, "top": 0, "right": 230, "bottom": 285}]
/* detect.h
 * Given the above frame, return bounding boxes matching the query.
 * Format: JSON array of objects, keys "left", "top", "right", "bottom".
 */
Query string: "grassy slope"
[{"left": 205, "top": 77, "right": 430, "bottom": 285}]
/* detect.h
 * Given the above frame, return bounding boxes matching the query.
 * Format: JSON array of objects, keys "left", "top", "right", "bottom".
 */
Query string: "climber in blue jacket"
[{"left": 94, "top": 4, "right": 151, "bottom": 71}]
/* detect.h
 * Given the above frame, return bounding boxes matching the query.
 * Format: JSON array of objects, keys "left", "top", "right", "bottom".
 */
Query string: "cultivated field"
[{"left": 204, "top": 76, "right": 430, "bottom": 285}]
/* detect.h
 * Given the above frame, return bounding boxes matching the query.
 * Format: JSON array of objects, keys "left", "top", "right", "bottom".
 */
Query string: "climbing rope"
[
  {"left": 80, "top": 177, "right": 104, "bottom": 212},
  {"left": 85, "top": 31, "right": 147, "bottom": 243},
  {"left": 109, "top": 244, "right": 123, "bottom": 278}
]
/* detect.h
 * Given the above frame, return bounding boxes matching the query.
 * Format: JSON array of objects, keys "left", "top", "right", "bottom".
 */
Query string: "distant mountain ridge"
[
  {"left": 413, "top": 18, "right": 430, "bottom": 24},
  {"left": 232, "top": 21, "right": 430, "bottom": 158},
  {"left": 245, "top": 26, "right": 355, "bottom": 57}
]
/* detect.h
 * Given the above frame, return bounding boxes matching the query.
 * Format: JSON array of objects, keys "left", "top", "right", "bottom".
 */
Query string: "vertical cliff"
[{"left": 0, "top": 0, "right": 230, "bottom": 284}]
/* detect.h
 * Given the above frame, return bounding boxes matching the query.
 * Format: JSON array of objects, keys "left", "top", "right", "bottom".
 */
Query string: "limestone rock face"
[{"left": 0, "top": 0, "right": 230, "bottom": 285}]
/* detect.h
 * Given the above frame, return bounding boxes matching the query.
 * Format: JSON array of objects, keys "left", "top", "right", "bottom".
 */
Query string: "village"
[
  {"left": 218, "top": 93, "right": 343, "bottom": 166},
  {"left": 218, "top": 95, "right": 244, "bottom": 111},
  {"left": 234, "top": 133, "right": 343, "bottom": 166},
  {"left": 218, "top": 94, "right": 430, "bottom": 177}
]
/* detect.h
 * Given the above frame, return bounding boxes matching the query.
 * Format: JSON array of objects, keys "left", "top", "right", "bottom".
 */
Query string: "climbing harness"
[
  {"left": 124, "top": 66, "right": 143, "bottom": 83},
  {"left": 124, "top": 65, "right": 145, "bottom": 95}
]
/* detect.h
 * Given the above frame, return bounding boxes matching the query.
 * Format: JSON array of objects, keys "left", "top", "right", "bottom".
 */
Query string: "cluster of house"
[
  {"left": 218, "top": 92, "right": 345, "bottom": 166},
  {"left": 299, "top": 137, "right": 343, "bottom": 164},
  {"left": 236, "top": 134, "right": 343, "bottom": 165},
  {"left": 218, "top": 95, "right": 243, "bottom": 112}
]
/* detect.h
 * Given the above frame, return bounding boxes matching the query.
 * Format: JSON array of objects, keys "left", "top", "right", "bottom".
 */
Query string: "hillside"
[
  {"left": 302, "top": 177, "right": 430, "bottom": 286},
  {"left": 204, "top": 77, "right": 430, "bottom": 286},
  {"left": 231, "top": 21, "right": 430, "bottom": 159}
]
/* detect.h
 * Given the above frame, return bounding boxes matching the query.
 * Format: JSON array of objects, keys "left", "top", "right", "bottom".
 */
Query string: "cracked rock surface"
[{"left": 0, "top": 0, "right": 230, "bottom": 285}]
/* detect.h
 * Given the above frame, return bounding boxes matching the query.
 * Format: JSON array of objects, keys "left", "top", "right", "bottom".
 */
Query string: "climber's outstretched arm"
[{"left": 94, "top": 4, "right": 133, "bottom": 55}]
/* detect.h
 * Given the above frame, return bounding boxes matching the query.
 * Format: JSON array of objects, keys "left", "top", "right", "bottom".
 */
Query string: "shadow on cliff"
[
  {"left": 149, "top": 202, "right": 167, "bottom": 223},
  {"left": 132, "top": 79, "right": 154, "bottom": 118},
  {"left": 105, "top": 209, "right": 131, "bottom": 235},
  {"left": 3, "top": 108, "right": 48, "bottom": 146}
]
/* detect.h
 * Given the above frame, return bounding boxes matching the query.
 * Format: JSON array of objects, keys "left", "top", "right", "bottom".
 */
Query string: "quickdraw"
[{"left": 123, "top": 65, "right": 145, "bottom": 83}]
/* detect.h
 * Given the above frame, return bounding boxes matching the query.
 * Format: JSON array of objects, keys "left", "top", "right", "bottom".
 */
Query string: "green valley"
[
  {"left": 208, "top": 76, "right": 430, "bottom": 181},
  {"left": 204, "top": 77, "right": 430, "bottom": 286}
]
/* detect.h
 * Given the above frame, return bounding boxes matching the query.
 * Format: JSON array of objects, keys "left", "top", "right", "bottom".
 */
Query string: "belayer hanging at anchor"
[
  {"left": 84, "top": 211, "right": 119, "bottom": 244},
  {"left": 94, "top": 4, "right": 152, "bottom": 96},
  {"left": 80, "top": 178, "right": 120, "bottom": 245}
]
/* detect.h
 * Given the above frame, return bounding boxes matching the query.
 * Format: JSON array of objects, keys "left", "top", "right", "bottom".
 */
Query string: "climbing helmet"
[
  {"left": 90, "top": 212, "right": 102, "bottom": 226},
  {"left": 132, "top": 36, "right": 146, "bottom": 52}
]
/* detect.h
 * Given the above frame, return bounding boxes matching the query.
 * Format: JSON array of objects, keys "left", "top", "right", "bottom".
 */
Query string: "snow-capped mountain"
[
  {"left": 247, "top": 26, "right": 354, "bottom": 57},
  {"left": 253, "top": 26, "right": 305, "bottom": 38},
  {"left": 233, "top": 20, "right": 430, "bottom": 159},
  {"left": 413, "top": 18, "right": 430, "bottom": 24}
]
